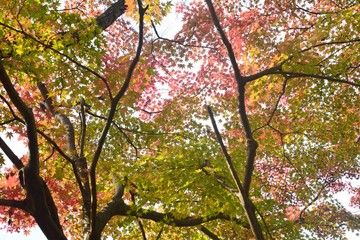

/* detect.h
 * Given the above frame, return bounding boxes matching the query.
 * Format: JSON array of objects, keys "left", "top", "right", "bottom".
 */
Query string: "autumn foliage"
[{"left": 0, "top": 0, "right": 359, "bottom": 239}]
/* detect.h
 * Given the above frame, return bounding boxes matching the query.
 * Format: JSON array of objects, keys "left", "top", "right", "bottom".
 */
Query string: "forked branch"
[
  {"left": 0, "top": 60, "right": 39, "bottom": 173},
  {"left": 204, "top": 0, "right": 258, "bottom": 196},
  {"left": 0, "top": 60, "right": 67, "bottom": 240},
  {"left": 207, "top": 106, "right": 264, "bottom": 240},
  {"left": 207, "top": 106, "right": 243, "bottom": 192},
  {"left": 89, "top": 0, "right": 148, "bottom": 236}
]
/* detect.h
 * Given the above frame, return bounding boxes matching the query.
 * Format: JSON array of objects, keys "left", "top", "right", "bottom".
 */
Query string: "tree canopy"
[{"left": 0, "top": 0, "right": 359, "bottom": 239}]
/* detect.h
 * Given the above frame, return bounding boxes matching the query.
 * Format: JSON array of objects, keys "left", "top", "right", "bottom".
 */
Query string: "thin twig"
[
  {"left": 283, "top": 71, "right": 360, "bottom": 87},
  {"left": 151, "top": 21, "right": 218, "bottom": 50},
  {"left": 130, "top": 191, "right": 147, "bottom": 240},
  {"left": 155, "top": 227, "right": 163, "bottom": 240},
  {"left": 253, "top": 78, "right": 288, "bottom": 135},
  {"left": 114, "top": 123, "right": 139, "bottom": 158},
  {"left": 0, "top": 22, "right": 113, "bottom": 98},
  {"left": 79, "top": 98, "right": 87, "bottom": 158}
]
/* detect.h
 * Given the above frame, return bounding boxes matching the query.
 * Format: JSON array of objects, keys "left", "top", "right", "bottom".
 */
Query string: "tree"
[{"left": 0, "top": 0, "right": 359, "bottom": 239}]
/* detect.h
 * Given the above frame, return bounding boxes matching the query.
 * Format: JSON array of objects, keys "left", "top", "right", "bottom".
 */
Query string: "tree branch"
[
  {"left": 205, "top": 0, "right": 258, "bottom": 197},
  {"left": 0, "top": 61, "right": 67, "bottom": 239},
  {"left": 252, "top": 78, "right": 288, "bottom": 134},
  {"left": 203, "top": 2, "right": 279, "bottom": 239},
  {"left": 114, "top": 122, "right": 139, "bottom": 158},
  {"left": 206, "top": 106, "right": 243, "bottom": 195},
  {"left": 130, "top": 191, "right": 147, "bottom": 240},
  {"left": 89, "top": 1, "right": 148, "bottom": 236},
  {"left": 151, "top": 21, "right": 218, "bottom": 50},
  {"left": 300, "top": 38, "right": 360, "bottom": 53},
  {"left": 92, "top": 181, "right": 248, "bottom": 239},
  {"left": 96, "top": 0, "right": 127, "bottom": 30},
  {"left": 37, "top": 128, "right": 72, "bottom": 163},
  {"left": 0, "top": 21, "right": 111, "bottom": 92},
  {"left": 282, "top": 71, "right": 360, "bottom": 87},
  {"left": 0, "top": 60, "right": 39, "bottom": 173},
  {"left": 37, "top": 82, "right": 77, "bottom": 155},
  {"left": 200, "top": 225, "right": 220, "bottom": 240},
  {"left": 0, "top": 1, "right": 129, "bottom": 239},
  {"left": 295, "top": 4, "right": 337, "bottom": 15},
  {"left": 204, "top": 0, "right": 242, "bottom": 81},
  {"left": 243, "top": 64, "right": 284, "bottom": 83},
  {"left": 202, "top": 165, "right": 237, "bottom": 194},
  {"left": 79, "top": 98, "right": 87, "bottom": 158},
  {"left": 207, "top": 107, "right": 263, "bottom": 240},
  {"left": 0, "top": 137, "right": 24, "bottom": 169},
  {"left": 136, "top": 210, "right": 230, "bottom": 227},
  {"left": 1, "top": 92, "right": 72, "bottom": 165},
  {"left": 0, "top": 199, "right": 31, "bottom": 213},
  {"left": 37, "top": 82, "right": 92, "bottom": 230},
  {"left": 0, "top": 100, "right": 72, "bottom": 164},
  {"left": 126, "top": 203, "right": 236, "bottom": 226},
  {"left": 155, "top": 228, "right": 163, "bottom": 240},
  {"left": 267, "top": 78, "right": 288, "bottom": 125},
  {"left": 298, "top": 182, "right": 329, "bottom": 222},
  {"left": 0, "top": 94, "right": 18, "bottom": 120}
]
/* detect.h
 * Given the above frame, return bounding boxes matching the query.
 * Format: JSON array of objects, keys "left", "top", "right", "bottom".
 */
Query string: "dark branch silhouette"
[{"left": 89, "top": 1, "right": 148, "bottom": 237}]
